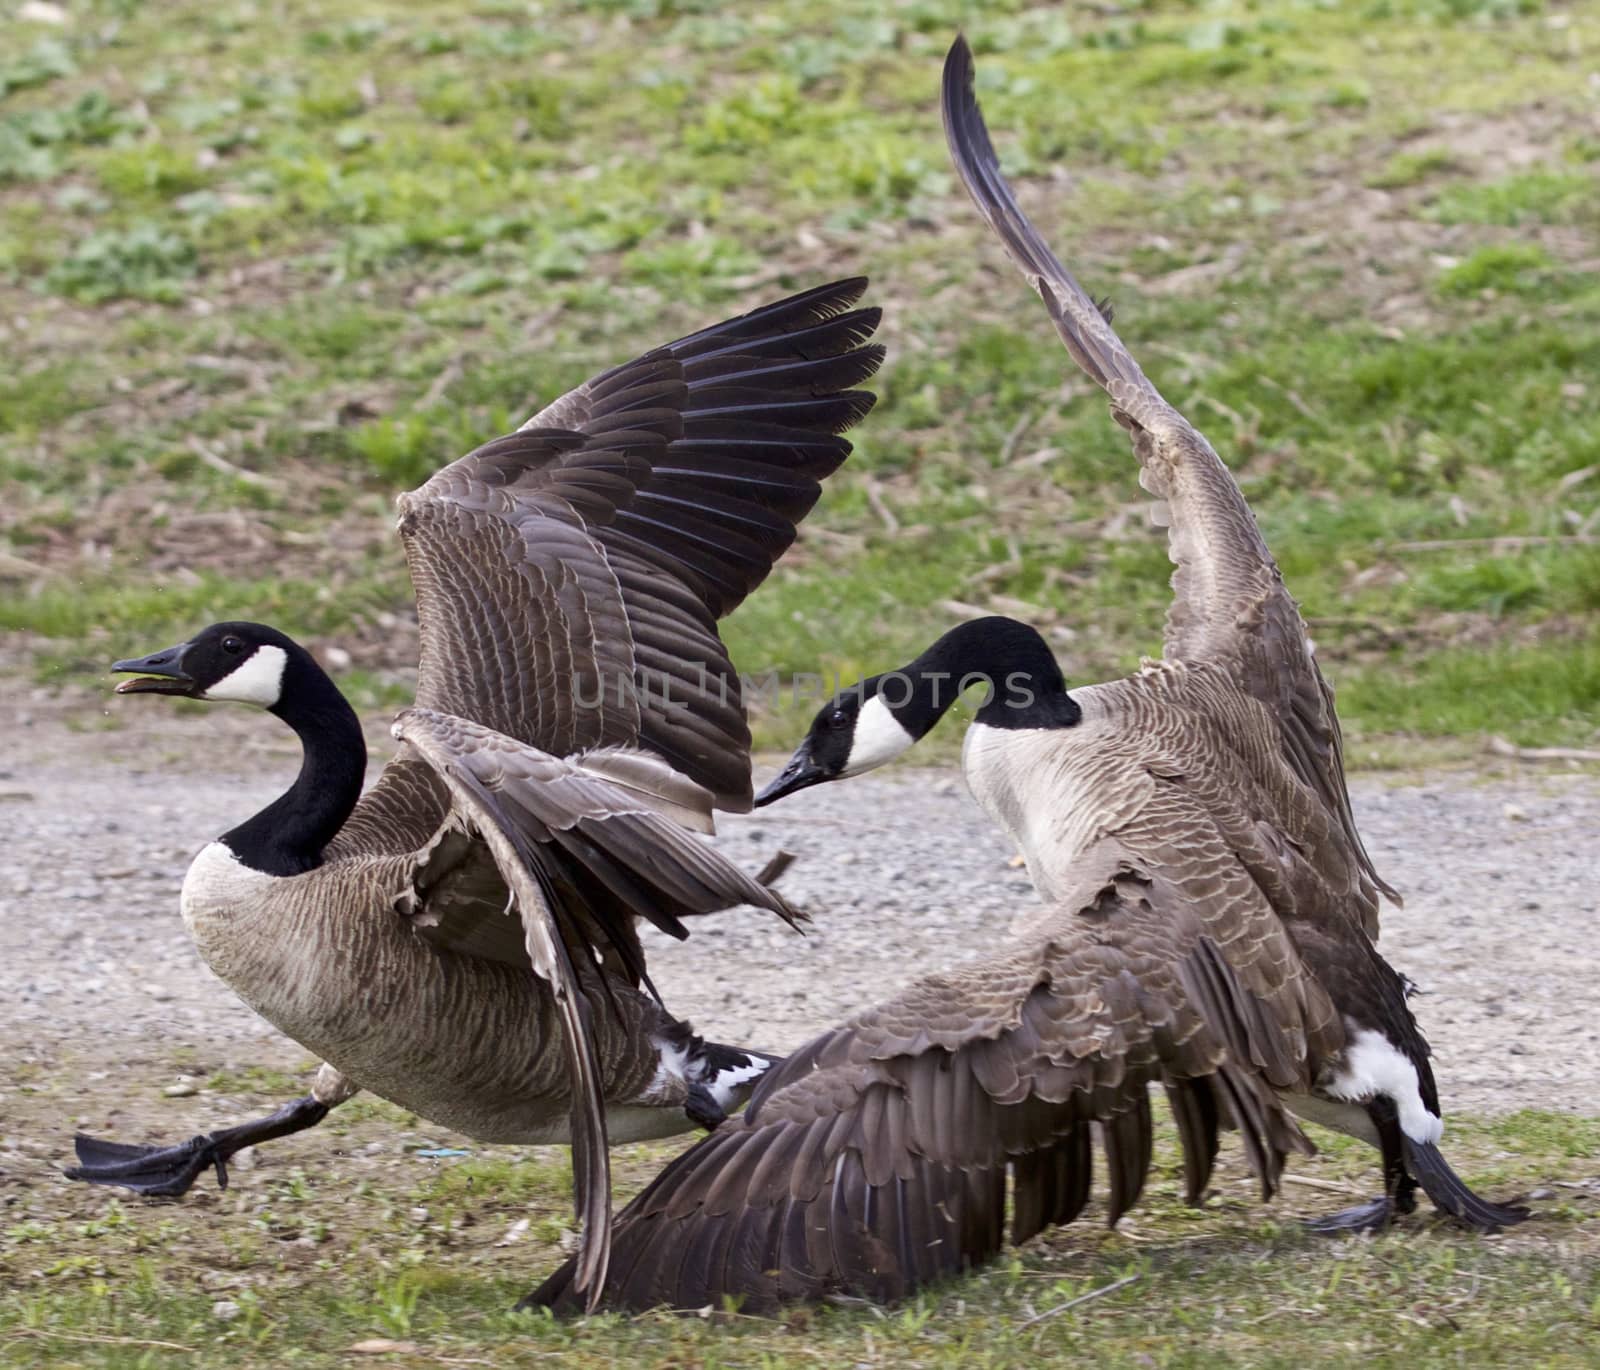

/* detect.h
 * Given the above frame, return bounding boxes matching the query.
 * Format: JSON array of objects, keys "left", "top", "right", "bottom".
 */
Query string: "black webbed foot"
[
  {"left": 684, "top": 1082, "right": 726, "bottom": 1132},
  {"left": 64, "top": 1094, "right": 330, "bottom": 1198},
  {"left": 1304, "top": 1196, "right": 1394, "bottom": 1235},
  {"left": 68, "top": 1131, "right": 235, "bottom": 1196}
]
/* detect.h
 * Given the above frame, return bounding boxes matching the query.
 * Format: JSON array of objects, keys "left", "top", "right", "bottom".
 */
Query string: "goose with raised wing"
[
  {"left": 65, "top": 279, "right": 884, "bottom": 1307},
  {"left": 527, "top": 42, "right": 1524, "bottom": 1314}
]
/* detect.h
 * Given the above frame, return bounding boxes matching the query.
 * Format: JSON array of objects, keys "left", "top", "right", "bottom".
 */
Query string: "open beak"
[
  {"left": 111, "top": 642, "right": 196, "bottom": 697},
  {"left": 754, "top": 741, "right": 828, "bottom": 807}
]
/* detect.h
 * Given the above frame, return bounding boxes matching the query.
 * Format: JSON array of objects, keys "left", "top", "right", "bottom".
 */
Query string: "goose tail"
[{"left": 1403, "top": 1138, "right": 1531, "bottom": 1232}]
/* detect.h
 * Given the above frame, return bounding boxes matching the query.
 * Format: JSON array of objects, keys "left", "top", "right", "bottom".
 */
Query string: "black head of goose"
[
  {"left": 524, "top": 41, "right": 1526, "bottom": 1315},
  {"left": 112, "top": 622, "right": 366, "bottom": 878},
  {"left": 66, "top": 278, "right": 885, "bottom": 1309},
  {"left": 754, "top": 615, "right": 1079, "bottom": 805}
]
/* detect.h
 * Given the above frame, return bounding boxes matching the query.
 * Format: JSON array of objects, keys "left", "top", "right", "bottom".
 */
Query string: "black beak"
[
  {"left": 111, "top": 643, "right": 196, "bottom": 697},
  {"left": 754, "top": 742, "right": 828, "bottom": 807}
]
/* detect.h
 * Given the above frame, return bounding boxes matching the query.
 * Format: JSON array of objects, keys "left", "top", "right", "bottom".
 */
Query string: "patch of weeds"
[
  {"left": 0, "top": 90, "right": 132, "bottom": 183},
  {"left": 298, "top": 82, "right": 368, "bottom": 124},
  {"left": 94, "top": 142, "right": 211, "bottom": 201},
  {"left": 685, "top": 74, "right": 812, "bottom": 154},
  {"left": 417, "top": 75, "right": 478, "bottom": 125},
  {"left": 348, "top": 405, "right": 516, "bottom": 488},
  {"left": 247, "top": 299, "right": 407, "bottom": 365},
  {"left": 414, "top": 1153, "right": 574, "bottom": 1207},
  {"left": 0, "top": 121, "right": 55, "bottom": 182},
  {"left": 1463, "top": 1109, "right": 1600, "bottom": 1159},
  {"left": 1432, "top": 169, "right": 1596, "bottom": 225},
  {"left": 0, "top": 36, "right": 74, "bottom": 97},
  {"left": 206, "top": 1065, "right": 303, "bottom": 1095},
  {"left": 304, "top": 16, "right": 389, "bottom": 54},
  {"left": 1436, "top": 242, "right": 1558, "bottom": 297},
  {"left": 622, "top": 233, "right": 760, "bottom": 289},
  {"left": 44, "top": 222, "right": 197, "bottom": 304},
  {"left": 0, "top": 362, "right": 92, "bottom": 435},
  {"left": 1366, "top": 147, "right": 1464, "bottom": 189},
  {"left": 1338, "top": 630, "right": 1600, "bottom": 746},
  {"left": 1321, "top": 78, "right": 1373, "bottom": 109},
  {"left": 833, "top": 138, "right": 953, "bottom": 218},
  {"left": 336, "top": 669, "right": 416, "bottom": 712},
  {"left": 3, "top": 570, "right": 395, "bottom": 657}
]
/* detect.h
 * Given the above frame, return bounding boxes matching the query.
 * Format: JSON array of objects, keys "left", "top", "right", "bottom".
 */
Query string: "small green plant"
[
  {"left": 0, "top": 36, "right": 74, "bottom": 98},
  {"left": 94, "top": 142, "right": 210, "bottom": 200},
  {"left": 348, "top": 406, "right": 515, "bottom": 488},
  {"left": 44, "top": 223, "right": 197, "bottom": 303},
  {"left": 1365, "top": 148, "right": 1463, "bottom": 189},
  {"left": 1432, "top": 169, "right": 1595, "bottom": 225},
  {"left": 1437, "top": 242, "right": 1557, "bottom": 297}
]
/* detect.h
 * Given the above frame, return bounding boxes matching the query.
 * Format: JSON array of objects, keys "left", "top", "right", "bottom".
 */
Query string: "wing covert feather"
[
  {"left": 389, "top": 707, "right": 805, "bottom": 1303},
  {"left": 391, "top": 710, "right": 613, "bottom": 1307},
  {"left": 527, "top": 859, "right": 1338, "bottom": 1313}
]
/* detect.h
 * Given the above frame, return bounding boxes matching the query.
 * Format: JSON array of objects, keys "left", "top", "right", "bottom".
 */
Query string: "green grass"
[{"left": 4, "top": 1, "right": 1597, "bottom": 752}]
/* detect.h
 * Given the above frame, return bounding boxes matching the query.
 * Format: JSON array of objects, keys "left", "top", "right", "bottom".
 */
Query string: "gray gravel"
[{"left": 3, "top": 688, "right": 1597, "bottom": 1119}]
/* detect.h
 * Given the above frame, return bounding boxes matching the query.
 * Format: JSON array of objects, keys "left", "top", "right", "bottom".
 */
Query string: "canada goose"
[
  {"left": 526, "top": 40, "right": 1524, "bottom": 1314},
  {"left": 65, "top": 279, "right": 885, "bottom": 1306}
]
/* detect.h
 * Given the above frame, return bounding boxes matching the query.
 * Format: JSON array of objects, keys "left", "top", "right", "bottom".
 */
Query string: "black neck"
[
  {"left": 221, "top": 662, "right": 366, "bottom": 877},
  {"left": 886, "top": 616, "right": 1080, "bottom": 737}
]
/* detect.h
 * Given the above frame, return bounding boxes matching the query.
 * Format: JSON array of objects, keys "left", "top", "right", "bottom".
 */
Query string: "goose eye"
[
  {"left": 221, "top": 636, "right": 244, "bottom": 655},
  {"left": 826, "top": 709, "right": 849, "bottom": 730}
]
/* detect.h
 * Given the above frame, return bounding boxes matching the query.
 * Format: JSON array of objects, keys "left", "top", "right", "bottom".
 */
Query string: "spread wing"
[
  {"left": 390, "top": 707, "right": 800, "bottom": 1307},
  {"left": 941, "top": 38, "right": 1395, "bottom": 908},
  {"left": 397, "top": 279, "right": 883, "bottom": 809},
  {"left": 528, "top": 853, "right": 1340, "bottom": 1314}
]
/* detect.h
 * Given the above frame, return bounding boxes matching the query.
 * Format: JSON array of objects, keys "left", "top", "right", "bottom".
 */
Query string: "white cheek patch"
[
  {"left": 202, "top": 644, "right": 288, "bottom": 707},
  {"left": 1323, "top": 1027, "right": 1444, "bottom": 1145},
  {"left": 842, "top": 695, "right": 916, "bottom": 775}
]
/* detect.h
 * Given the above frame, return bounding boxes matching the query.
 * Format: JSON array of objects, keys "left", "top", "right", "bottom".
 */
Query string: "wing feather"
[
  {"left": 392, "top": 711, "right": 612, "bottom": 1307},
  {"left": 400, "top": 280, "right": 883, "bottom": 808},
  {"left": 389, "top": 706, "right": 804, "bottom": 1302},
  {"left": 940, "top": 37, "right": 1395, "bottom": 912},
  {"left": 525, "top": 857, "right": 1337, "bottom": 1313}
]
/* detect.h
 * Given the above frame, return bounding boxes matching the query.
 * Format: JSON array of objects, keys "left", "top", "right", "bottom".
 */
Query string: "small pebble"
[
  {"left": 163, "top": 1080, "right": 199, "bottom": 1097},
  {"left": 211, "top": 1300, "right": 241, "bottom": 1322}
]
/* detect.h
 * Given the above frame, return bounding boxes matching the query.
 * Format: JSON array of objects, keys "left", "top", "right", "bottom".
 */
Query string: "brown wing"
[
  {"left": 390, "top": 707, "right": 802, "bottom": 1307},
  {"left": 527, "top": 854, "right": 1339, "bottom": 1314},
  {"left": 941, "top": 38, "right": 1395, "bottom": 908},
  {"left": 388, "top": 708, "right": 798, "bottom": 985},
  {"left": 398, "top": 279, "right": 883, "bottom": 808}
]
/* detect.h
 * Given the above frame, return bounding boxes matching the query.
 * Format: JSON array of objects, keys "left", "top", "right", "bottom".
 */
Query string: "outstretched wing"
[
  {"left": 398, "top": 280, "right": 883, "bottom": 809},
  {"left": 941, "top": 37, "right": 1395, "bottom": 907},
  {"left": 528, "top": 856, "right": 1339, "bottom": 1314},
  {"left": 391, "top": 707, "right": 799, "bottom": 1307}
]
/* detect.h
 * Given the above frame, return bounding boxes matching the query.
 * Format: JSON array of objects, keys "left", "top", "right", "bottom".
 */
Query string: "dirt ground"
[{"left": 2, "top": 683, "right": 1598, "bottom": 1174}]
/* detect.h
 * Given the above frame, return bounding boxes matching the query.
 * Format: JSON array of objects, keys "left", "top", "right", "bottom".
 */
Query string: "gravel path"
[{"left": 3, "top": 688, "right": 1597, "bottom": 1121}]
